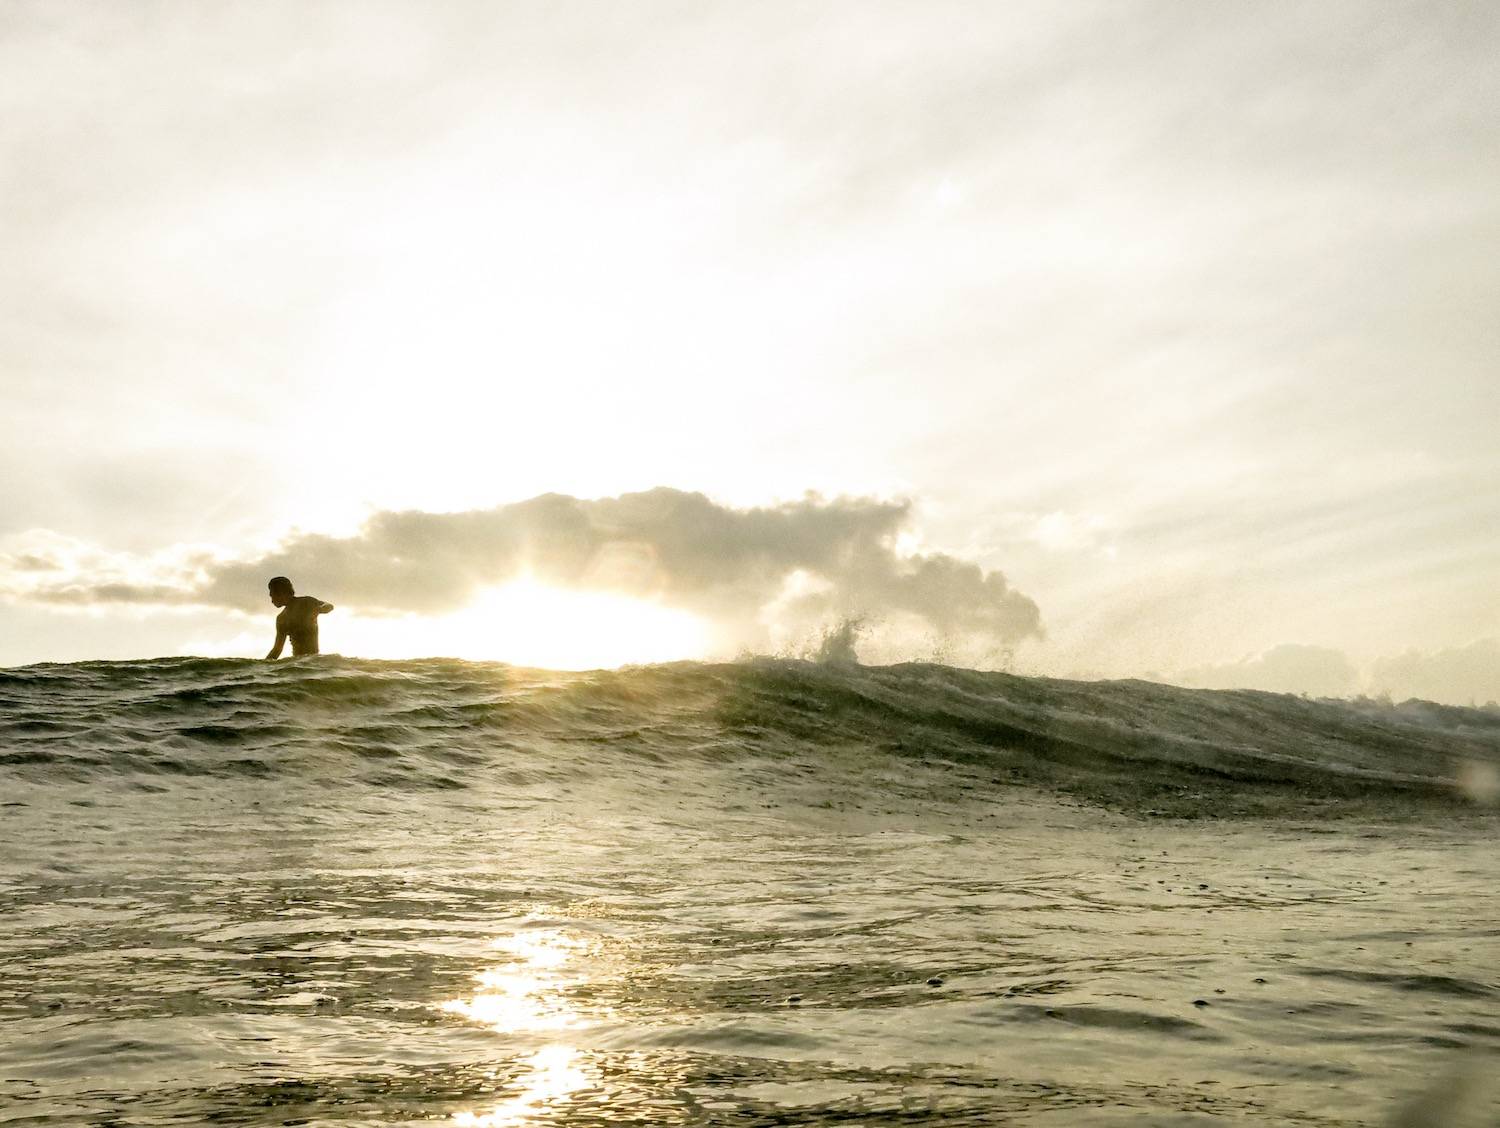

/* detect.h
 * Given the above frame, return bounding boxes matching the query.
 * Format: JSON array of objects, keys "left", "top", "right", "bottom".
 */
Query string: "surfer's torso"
[{"left": 276, "top": 596, "right": 326, "bottom": 656}]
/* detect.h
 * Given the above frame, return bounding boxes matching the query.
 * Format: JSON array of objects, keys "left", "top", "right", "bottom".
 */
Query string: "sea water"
[{"left": 1, "top": 657, "right": 1497, "bottom": 1125}]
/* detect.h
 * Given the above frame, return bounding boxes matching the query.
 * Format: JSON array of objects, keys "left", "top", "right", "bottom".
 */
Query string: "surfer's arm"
[
  {"left": 265, "top": 632, "right": 287, "bottom": 660},
  {"left": 318, "top": 602, "right": 334, "bottom": 614}
]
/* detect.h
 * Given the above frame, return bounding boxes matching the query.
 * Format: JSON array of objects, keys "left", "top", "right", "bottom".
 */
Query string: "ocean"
[{"left": 1, "top": 656, "right": 1497, "bottom": 1126}]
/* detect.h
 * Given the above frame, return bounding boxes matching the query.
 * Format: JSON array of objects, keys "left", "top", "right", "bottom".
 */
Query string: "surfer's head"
[{"left": 267, "top": 576, "right": 294, "bottom": 607}]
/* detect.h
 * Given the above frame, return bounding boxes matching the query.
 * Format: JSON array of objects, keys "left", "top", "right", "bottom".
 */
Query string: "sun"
[{"left": 330, "top": 577, "right": 712, "bottom": 669}]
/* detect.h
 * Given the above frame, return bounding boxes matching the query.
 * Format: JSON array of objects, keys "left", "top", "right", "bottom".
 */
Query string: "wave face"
[
  {"left": 5, "top": 656, "right": 1500, "bottom": 1126},
  {"left": 3, "top": 655, "right": 1497, "bottom": 816}
]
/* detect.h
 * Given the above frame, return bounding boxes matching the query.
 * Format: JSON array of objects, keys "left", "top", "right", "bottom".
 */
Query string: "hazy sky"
[{"left": 2, "top": 1, "right": 1497, "bottom": 700}]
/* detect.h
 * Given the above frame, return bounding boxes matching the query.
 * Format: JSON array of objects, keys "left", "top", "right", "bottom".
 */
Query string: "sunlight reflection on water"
[
  {"left": 451, "top": 1046, "right": 592, "bottom": 1127},
  {"left": 443, "top": 926, "right": 600, "bottom": 1125},
  {"left": 5, "top": 650, "right": 1499, "bottom": 1126}
]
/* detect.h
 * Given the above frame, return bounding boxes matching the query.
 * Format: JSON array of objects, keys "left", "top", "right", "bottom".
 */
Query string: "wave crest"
[{"left": 3, "top": 656, "right": 1498, "bottom": 816}]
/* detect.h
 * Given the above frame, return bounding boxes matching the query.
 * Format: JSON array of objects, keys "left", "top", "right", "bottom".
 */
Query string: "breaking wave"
[{"left": 3, "top": 656, "right": 1498, "bottom": 817}]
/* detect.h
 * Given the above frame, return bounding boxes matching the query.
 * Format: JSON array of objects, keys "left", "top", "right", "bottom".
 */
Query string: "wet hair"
[{"left": 267, "top": 576, "right": 294, "bottom": 594}]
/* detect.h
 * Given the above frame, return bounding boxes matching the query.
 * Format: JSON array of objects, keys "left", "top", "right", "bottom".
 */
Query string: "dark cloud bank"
[{"left": 37, "top": 489, "right": 1044, "bottom": 656}]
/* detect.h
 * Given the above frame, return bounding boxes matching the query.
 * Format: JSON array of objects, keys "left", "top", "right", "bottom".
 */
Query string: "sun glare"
[
  {"left": 443, "top": 926, "right": 598, "bottom": 1125},
  {"left": 332, "top": 578, "right": 711, "bottom": 669}
]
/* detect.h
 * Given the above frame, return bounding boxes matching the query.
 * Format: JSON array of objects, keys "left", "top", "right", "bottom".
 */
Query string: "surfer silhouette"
[{"left": 264, "top": 576, "right": 334, "bottom": 659}]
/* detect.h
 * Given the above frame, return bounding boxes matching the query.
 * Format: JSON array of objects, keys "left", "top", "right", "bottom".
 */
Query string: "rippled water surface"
[{"left": 2, "top": 657, "right": 1497, "bottom": 1125}]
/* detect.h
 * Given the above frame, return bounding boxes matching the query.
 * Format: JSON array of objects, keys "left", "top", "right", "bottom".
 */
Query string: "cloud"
[
  {"left": 1371, "top": 639, "right": 1500, "bottom": 706},
  {"left": 9, "top": 554, "right": 61, "bottom": 572},
  {"left": 1175, "top": 639, "right": 1500, "bottom": 707},
  {"left": 27, "top": 583, "right": 188, "bottom": 606},
  {"left": 0, "top": 529, "right": 206, "bottom": 607},
  {"left": 4, "top": 489, "right": 1043, "bottom": 657},
  {"left": 1176, "top": 643, "right": 1361, "bottom": 698}
]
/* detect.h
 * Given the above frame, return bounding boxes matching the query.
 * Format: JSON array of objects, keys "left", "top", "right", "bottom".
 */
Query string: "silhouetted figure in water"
[{"left": 264, "top": 576, "right": 334, "bottom": 659}]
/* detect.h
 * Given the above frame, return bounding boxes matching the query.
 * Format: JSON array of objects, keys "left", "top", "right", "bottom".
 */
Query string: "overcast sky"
[{"left": 2, "top": 1, "right": 1497, "bottom": 700}]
